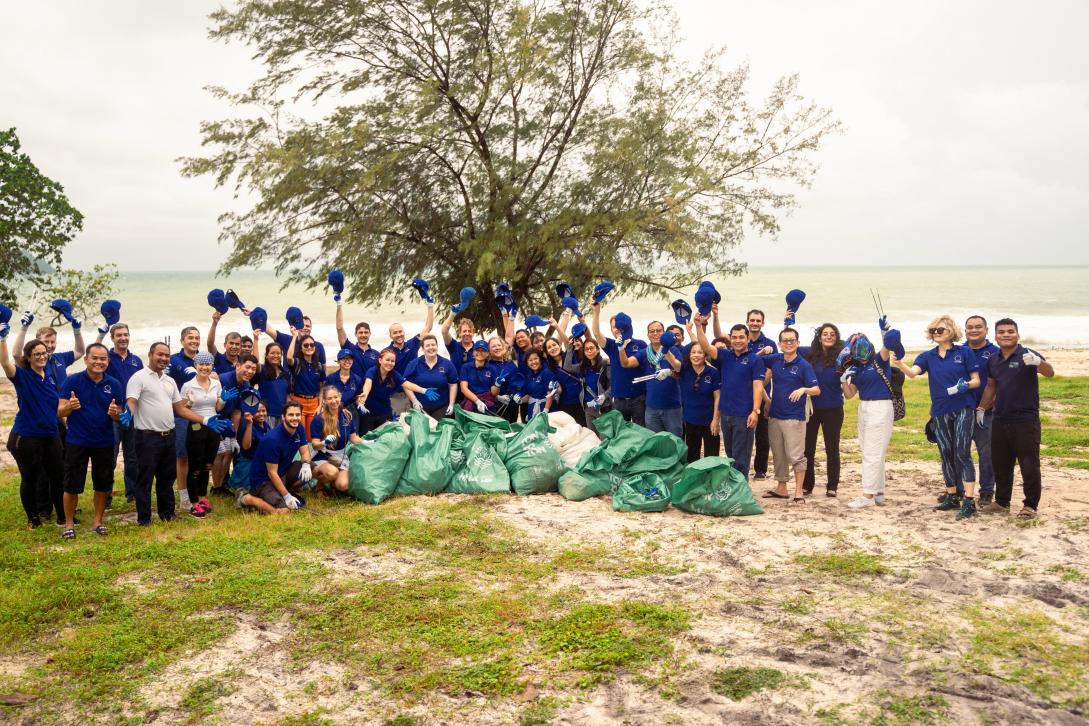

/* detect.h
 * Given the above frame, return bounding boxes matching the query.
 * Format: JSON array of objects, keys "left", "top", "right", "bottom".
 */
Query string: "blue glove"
[
  {"left": 183, "top": 366, "right": 197, "bottom": 380},
  {"left": 946, "top": 378, "right": 970, "bottom": 396},
  {"left": 879, "top": 315, "right": 891, "bottom": 333},
  {"left": 205, "top": 415, "right": 232, "bottom": 434},
  {"left": 496, "top": 374, "right": 509, "bottom": 388},
  {"left": 220, "top": 387, "right": 239, "bottom": 402},
  {"left": 421, "top": 387, "right": 441, "bottom": 405},
  {"left": 119, "top": 409, "right": 133, "bottom": 429},
  {"left": 71, "top": 318, "right": 82, "bottom": 331},
  {"left": 19, "top": 310, "right": 33, "bottom": 330},
  {"left": 323, "top": 434, "right": 338, "bottom": 448}
]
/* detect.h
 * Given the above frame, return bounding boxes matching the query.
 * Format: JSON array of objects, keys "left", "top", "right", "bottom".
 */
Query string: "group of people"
[{"left": 0, "top": 276, "right": 1054, "bottom": 538}]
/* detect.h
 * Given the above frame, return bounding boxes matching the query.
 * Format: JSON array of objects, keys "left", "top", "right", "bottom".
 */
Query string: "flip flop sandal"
[
  {"left": 61, "top": 528, "right": 76, "bottom": 540},
  {"left": 763, "top": 490, "right": 790, "bottom": 499},
  {"left": 791, "top": 497, "right": 806, "bottom": 504},
  {"left": 93, "top": 525, "right": 107, "bottom": 536}
]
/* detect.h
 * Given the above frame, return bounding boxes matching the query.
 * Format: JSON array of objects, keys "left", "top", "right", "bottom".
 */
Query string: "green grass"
[
  {"left": 711, "top": 665, "right": 805, "bottom": 700},
  {"left": 795, "top": 551, "right": 889, "bottom": 577},
  {"left": 816, "top": 691, "right": 949, "bottom": 725}
]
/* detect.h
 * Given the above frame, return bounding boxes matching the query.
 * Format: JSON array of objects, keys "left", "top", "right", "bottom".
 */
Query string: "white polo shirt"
[{"left": 126, "top": 367, "right": 182, "bottom": 432}]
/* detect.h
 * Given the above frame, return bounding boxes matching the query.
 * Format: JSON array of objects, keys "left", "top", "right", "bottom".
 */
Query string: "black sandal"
[
  {"left": 93, "top": 525, "right": 107, "bottom": 536},
  {"left": 763, "top": 490, "right": 790, "bottom": 499},
  {"left": 791, "top": 497, "right": 806, "bottom": 504},
  {"left": 61, "top": 528, "right": 76, "bottom": 540}
]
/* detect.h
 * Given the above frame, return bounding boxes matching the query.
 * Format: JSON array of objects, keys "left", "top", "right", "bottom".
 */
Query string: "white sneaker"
[
  {"left": 847, "top": 496, "right": 876, "bottom": 509},
  {"left": 874, "top": 494, "right": 886, "bottom": 506}
]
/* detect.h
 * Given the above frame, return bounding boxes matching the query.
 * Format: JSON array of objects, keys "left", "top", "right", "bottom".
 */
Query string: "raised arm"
[
  {"left": 285, "top": 330, "right": 299, "bottom": 365},
  {"left": 591, "top": 302, "right": 605, "bottom": 344},
  {"left": 440, "top": 311, "right": 456, "bottom": 346},
  {"left": 207, "top": 312, "right": 221, "bottom": 355},
  {"left": 0, "top": 336, "right": 16, "bottom": 378},
  {"left": 711, "top": 303, "right": 723, "bottom": 340},
  {"left": 417, "top": 302, "right": 435, "bottom": 339},
  {"left": 71, "top": 326, "right": 85, "bottom": 358},
  {"left": 503, "top": 312, "right": 514, "bottom": 345},
  {"left": 694, "top": 315, "right": 718, "bottom": 361},
  {"left": 663, "top": 348, "right": 682, "bottom": 372},
  {"left": 335, "top": 302, "right": 348, "bottom": 347}
]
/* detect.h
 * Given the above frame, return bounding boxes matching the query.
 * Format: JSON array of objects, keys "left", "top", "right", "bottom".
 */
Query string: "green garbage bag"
[
  {"left": 558, "top": 468, "right": 611, "bottom": 501},
  {"left": 346, "top": 425, "right": 411, "bottom": 505},
  {"left": 612, "top": 472, "right": 671, "bottom": 513},
  {"left": 624, "top": 433, "right": 688, "bottom": 486},
  {"left": 572, "top": 445, "right": 625, "bottom": 494},
  {"left": 574, "top": 415, "right": 687, "bottom": 489},
  {"left": 395, "top": 411, "right": 455, "bottom": 496},
  {"left": 447, "top": 431, "right": 511, "bottom": 494},
  {"left": 670, "top": 456, "right": 764, "bottom": 516},
  {"left": 453, "top": 406, "right": 513, "bottom": 434},
  {"left": 503, "top": 412, "right": 564, "bottom": 495}
]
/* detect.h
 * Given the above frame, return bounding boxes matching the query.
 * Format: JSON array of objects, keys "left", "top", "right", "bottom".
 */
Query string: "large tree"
[
  {"left": 184, "top": 0, "right": 839, "bottom": 328},
  {"left": 0, "top": 128, "right": 84, "bottom": 307}
]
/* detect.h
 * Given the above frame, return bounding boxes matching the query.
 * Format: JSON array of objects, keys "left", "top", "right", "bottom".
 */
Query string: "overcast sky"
[{"left": 3, "top": 0, "right": 1087, "bottom": 271}]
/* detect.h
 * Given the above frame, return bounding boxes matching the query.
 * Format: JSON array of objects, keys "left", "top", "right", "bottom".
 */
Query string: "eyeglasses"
[
  {"left": 31, "top": 351, "right": 50, "bottom": 358},
  {"left": 302, "top": 344, "right": 316, "bottom": 349},
  {"left": 780, "top": 339, "right": 798, "bottom": 345},
  {"left": 928, "top": 327, "right": 947, "bottom": 335}
]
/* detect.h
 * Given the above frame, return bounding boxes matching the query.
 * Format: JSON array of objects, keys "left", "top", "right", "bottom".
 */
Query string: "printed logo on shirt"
[
  {"left": 954, "top": 354, "right": 963, "bottom": 364},
  {"left": 1010, "top": 361, "right": 1021, "bottom": 369},
  {"left": 702, "top": 375, "right": 711, "bottom": 385},
  {"left": 790, "top": 365, "right": 798, "bottom": 374},
  {"left": 103, "top": 384, "right": 112, "bottom": 395}
]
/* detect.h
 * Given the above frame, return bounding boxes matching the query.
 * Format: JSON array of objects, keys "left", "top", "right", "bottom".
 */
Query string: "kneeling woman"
[
  {"left": 523, "top": 349, "right": 558, "bottom": 420},
  {"left": 230, "top": 401, "right": 271, "bottom": 491},
  {"left": 459, "top": 340, "right": 500, "bottom": 414},
  {"left": 310, "top": 385, "right": 361, "bottom": 493},
  {"left": 356, "top": 348, "right": 433, "bottom": 433}
]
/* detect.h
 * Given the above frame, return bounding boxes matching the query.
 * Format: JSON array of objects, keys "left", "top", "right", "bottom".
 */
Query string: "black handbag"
[{"left": 872, "top": 360, "right": 906, "bottom": 421}]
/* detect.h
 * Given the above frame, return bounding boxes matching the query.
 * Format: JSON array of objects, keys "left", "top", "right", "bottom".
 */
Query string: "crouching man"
[{"left": 236, "top": 400, "right": 315, "bottom": 514}]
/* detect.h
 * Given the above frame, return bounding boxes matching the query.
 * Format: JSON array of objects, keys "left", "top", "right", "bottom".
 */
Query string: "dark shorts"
[
  {"left": 64, "top": 444, "right": 116, "bottom": 494},
  {"left": 240, "top": 482, "right": 287, "bottom": 509}
]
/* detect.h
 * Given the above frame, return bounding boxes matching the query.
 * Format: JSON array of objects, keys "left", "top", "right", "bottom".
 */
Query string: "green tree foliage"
[
  {"left": 0, "top": 128, "right": 85, "bottom": 307},
  {"left": 183, "top": 0, "right": 839, "bottom": 329},
  {"left": 41, "top": 264, "right": 120, "bottom": 328}
]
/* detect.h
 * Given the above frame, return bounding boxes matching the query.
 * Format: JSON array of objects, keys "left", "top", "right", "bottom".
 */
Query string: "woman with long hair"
[
  {"left": 664, "top": 342, "right": 721, "bottom": 462},
  {"left": 1, "top": 334, "right": 64, "bottom": 528},
  {"left": 310, "top": 385, "right": 361, "bottom": 492},
  {"left": 286, "top": 332, "right": 326, "bottom": 433},
  {"left": 357, "top": 348, "right": 433, "bottom": 433},
  {"left": 801, "top": 323, "right": 845, "bottom": 497},
  {"left": 328, "top": 348, "right": 363, "bottom": 411},
  {"left": 543, "top": 336, "right": 585, "bottom": 425},
  {"left": 488, "top": 335, "right": 521, "bottom": 423},
  {"left": 522, "top": 349, "right": 557, "bottom": 420},
  {"left": 898, "top": 315, "right": 981, "bottom": 519},
  {"left": 180, "top": 352, "right": 226, "bottom": 517},
  {"left": 577, "top": 337, "right": 610, "bottom": 430},
  {"left": 256, "top": 341, "right": 289, "bottom": 428}
]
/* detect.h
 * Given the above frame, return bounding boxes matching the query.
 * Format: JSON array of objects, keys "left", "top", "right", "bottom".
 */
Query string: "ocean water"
[{"left": 29, "top": 267, "right": 1089, "bottom": 357}]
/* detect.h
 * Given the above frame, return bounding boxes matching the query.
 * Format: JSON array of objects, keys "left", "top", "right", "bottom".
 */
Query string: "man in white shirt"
[{"left": 124, "top": 342, "right": 227, "bottom": 526}]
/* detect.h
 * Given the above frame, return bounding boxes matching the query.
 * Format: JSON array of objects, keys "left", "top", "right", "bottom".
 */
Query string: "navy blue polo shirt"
[
  {"left": 604, "top": 338, "right": 648, "bottom": 399},
  {"left": 680, "top": 362, "right": 720, "bottom": 426},
  {"left": 59, "top": 371, "right": 122, "bottom": 448},
  {"left": 968, "top": 341, "right": 1000, "bottom": 407},
  {"left": 718, "top": 349, "right": 765, "bottom": 417},
  {"left": 390, "top": 337, "right": 422, "bottom": 374},
  {"left": 275, "top": 331, "right": 327, "bottom": 366},
  {"left": 799, "top": 347, "right": 844, "bottom": 410},
  {"left": 913, "top": 345, "right": 979, "bottom": 417},
  {"left": 765, "top": 354, "right": 819, "bottom": 421},
  {"left": 524, "top": 367, "right": 556, "bottom": 400},
  {"left": 107, "top": 349, "right": 143, "bottom": 392},
  {"left": 249, "top": 423, "right": 307, "bottom": 489},
  {"left": 218, "top": 369, "right": 257, "bottom": 417},
  {"left": 237, "top": 418, "right": 269, "bottom": 459},
  {"left": 213, "top": 352, "right": 237, "bottom": 376},
  {"left": 853, "top": 358, "right": 893, "bottom": 401},
  {"left": 310, "top": 410, "right": 354, "bottom": 449},
  {"left": 460, "top": 361, "right": 497, "bottom": 396},
  {"left": 403, "top": 355, "right": 458, "bottom": 391},
  {"left": 747, "top": 334, "right": 778, "bottom": 356},
  {"left": 328, "top": 371, "right": 363, "bottom": 405},
  {"left": 255, "top": 367, "right": 290, "bottom": 417},
  {"left": 290, "top": 359, "right": 326, "bottom": 396},
  {"left": 363, "top": 368, "right": 404, "bottom": 416},
  {"left": 987, "top": 345, "right": 1045, "bottom": 424},
  {"left": 9, "top": 367, "right": 61, "bottom": 438},
  {"left": 167, "top": 350, "right": 198, "bottom": 390},
  {"left": 446, "top": 339, "right": 475, "bottom": 371},
  {"left": 46, "top": 351, "right": 77, "bottom": 391},
  {"left": 342, "top": 343, "right": 379, "bottom": 381},
  {"left": 636, "top": 345, "right": 682, "bottom": 410},
  {"left": 550, "top": 364, "right": 582, "bottom": 405}
]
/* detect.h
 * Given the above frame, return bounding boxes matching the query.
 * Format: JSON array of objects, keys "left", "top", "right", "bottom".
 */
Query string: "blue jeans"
[
  {"left": 722, "top": 415, "right": 756, "bottom": 477},
  {"left": 645, "top": 407, "right": 683, "bottom": 438},
  {"left": 972, "top": 410, "right": 994, "bottom": 496},
  {"left": 114, "top": 420, "right": 138, "bottom": 499},
  {"left": 933, "top": 408, "right": 976, "bottom": 495},
  {"left": 613, "top": 396, "right": 646, "bottom": 427}
]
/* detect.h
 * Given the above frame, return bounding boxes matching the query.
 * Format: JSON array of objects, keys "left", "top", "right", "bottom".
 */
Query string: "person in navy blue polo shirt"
[
  {"left": 441, "top": 314, "right": 477, "bottom": 373},
  {"left": 964, "top": 315, "right": 1001, "bottom": 505},
  {"left": 387, "top": 301, "right": 435, "bottom": 414},
  {"left": 618, "top": 321, "right": 683, "bottom": 437},
  {"left": 310, "top": 385, "right": 362, "bottom": 492},
  {"left": 255, "top": 341, "right": 289, "bottom": 428},
  {"left": 761, "top": 328, "right": 820, "bottom": 502},
  {"left": 168, "top": 326, "right": 201, "bottom": 497},
  {"left": 801, "top": 323, "right": 845, "bottom": 497},
  {"left": 57, "top": 343, "right": 123, "bottom": 538},
  {"left": 2, "top": 331, "right": 64, "bottom": 529},
  {"left": 97, "top": 322, "right": 143, "bottom": 504},
  {"left": 238, "top": 400, "right": 313, "bottom": 513},
  {"left": 663, "top": 341, "right": 721, "bottom": 462},
  {"left": 268, "top": 314, "right": 327, "bottom": 366},
  {"left": 229, "top": 400, "right": 270, "bottom": 492},
  {"left": 592, "top": 302, "right": 647, "bottom": 426},
  {"left": 10, "top": 313, "right": 86, "bottom": 392},
  {"left": 899, "top": 315, "right": 982, "bottom": 519},
  {"left": 328, "top": 347, "right": 364, "bottom": 411},
  {"left": 977, "top": 318, "right": 1055, "bottom": 519},
  {"left": 695, "top": 321, "right": 764, "bottom": 477},
  {"left": 286, "top": 332, "right": 327, "bottom": 434},
  {"left": 403, "top": 335, "right": 458, "bottom": 420},
  {"left": 334, "top": 299, "right": 378, "bottom": 379},
  {"left": 214, "top": 353, "right": 260, "bottom": 492},
  {"left": 459, "top": 340, "right": 500, "bottom": 414},
  {"left": 206, "top": 310, "right": 243, "bottom": 375},
  {"left": 357, "top": 348, "right": 433, "bottom": 432},
  {"left": 745, "top": 309, "right": 777, "bottom": 480}
]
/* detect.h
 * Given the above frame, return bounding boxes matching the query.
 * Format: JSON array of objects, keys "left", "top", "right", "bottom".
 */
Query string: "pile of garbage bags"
[{"left": 345, "top": 409, "right": 763, "bottom": 517}]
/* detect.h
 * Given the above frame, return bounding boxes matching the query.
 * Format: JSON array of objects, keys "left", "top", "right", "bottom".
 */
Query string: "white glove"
[
  {"left": 513, "top": 394, "right": 524, "bottom": 404},
  {"left": 497, "top": 394, "right": 512, "bottom": 405},
  {"left": 654, "top": 368, "right": 671, "bottom": 381},
  {"left": 1022, "top": 351, "right": 1043, "bottom": 366},
  {"left": 230, "top": 438, "right": 240, "bottom": 455},
  {"left": 840, "top": 366, "right": 857, "bottom": 384},
  {"left": 412, "top": 400, "right": 424, "bottom": 412},
  {"left": 445, "top": 404, "right": 454, "bottom": 416},
  {"left": 475, "top": 399, "right": 488, "bottom": 414},
  {"left": 282, "top": 493, "right": 300, "bottom": 510},
  {"left": 614, "top": 334, "right": 624, "bottom": 346},
  {"left": 299, "top": 462, "right": 312, "bottom": 482},
  {"left": 975, "top": 408, "right": 986, "bottom": 427},
  {"left": 322, "top": 434, "right": 337, "bottom": 448},
  {"left": 183, "top": 366, "right": 197, "bottom": 379},
  {"left": 357, "top": 402, "right": 370, "bottom": 416}
]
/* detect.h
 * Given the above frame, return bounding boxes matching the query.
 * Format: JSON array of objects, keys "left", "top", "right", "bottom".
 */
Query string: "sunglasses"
[
  {"left": 302, "top": 344, "right": 316, "bottom": 349},
  {"left": 928, "top": 327, "right": 947, "bottom": 335}
]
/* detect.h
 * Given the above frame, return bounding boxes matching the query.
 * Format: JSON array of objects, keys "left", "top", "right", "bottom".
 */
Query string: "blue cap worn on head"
[
  {"left": 571, "top": 322, "right": 587, "bottom": 338},
  {"left": 327, "top": 270, "right": 345, "bottom": 295},
  {"left": 452, "top": 287, "right": 476, "bottom": 314},
  {"left": 286, "top": 306, "right": 305, "bottom": 330},
  {"left": 249, "top": 306, "right": 267, "bottom": 332},
  {"left": 671, "top": 299, "right": 692, "bottom": 325},
  {"left": 194, "top": 352, "right": 215, "bottom": 365},
  {"left": 614, "top": 312, "right": 634, "bottom": 339},
  {"left": 0, "top": 303, "right": 12, "bottom": 325},
  {"left": 207, "top": 289, "right": 228, "bottom": 315},
  {"left": 472, "top": 339, "right": 489, "bottom": 352},
  {"left": 592, "top": 281, "right": 615, "bottom": 305},
  {"left": 100, "top": 300, "right": 121, "bottom": 327},
  {"left": 556, "top": 281, "right": 575, "bottom": 300},
  {"left": 561, "top": 296, "right": 583, "bottom": 318},
  {"left": 226, "top": 289, "right": 246, "bottom": 310},
  {"left": 524, "top": 315, "right": 550, "bottom": 330},
  {"left": 660, "top": 331, "right": 677, "bottom": 350},
  {"left": 694, "top": 282, "right": 717, "bottom": 316},
  {"left": 336, "top": 347, "right": 354, "bottom": 361},
  {"left": 411, "top": 278, "right": 433, "bottom": 304}
]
